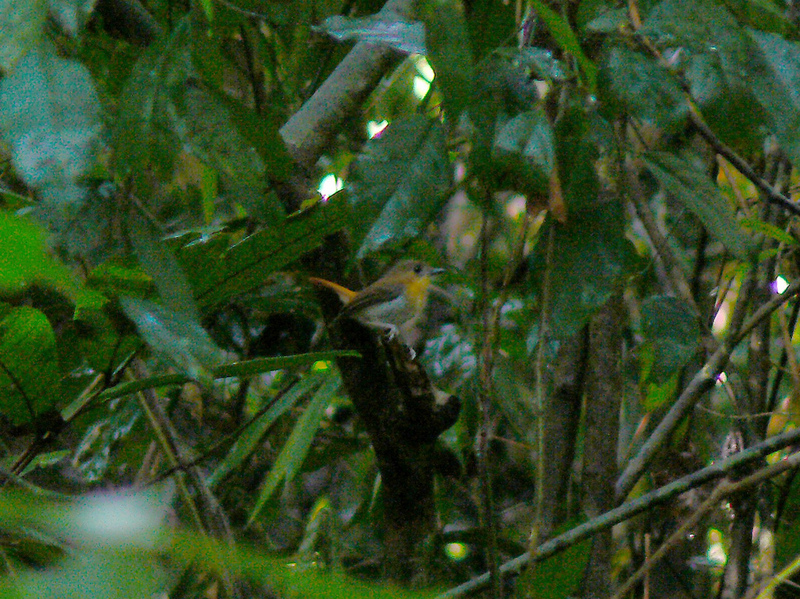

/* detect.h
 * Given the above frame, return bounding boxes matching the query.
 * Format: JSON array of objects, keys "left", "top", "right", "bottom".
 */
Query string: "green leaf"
[
  {"left": 0, "top": 0, "right": 47, "bottom": 70},
  {"left": 465, "top": 0, "right": 516, "bottom": 61},
  {"left": 739, "top": 215, "right": 798, "bottom": 246},
  {"left": 644, "top": 0, "right": 768, "bottom": 151},
  {"left": 0, "top": 212, "right": 76, "bottom": 295},
  {"left": 748, "top": 31, "right": 800, "bottom": 166},
  {"left": 516, "top": 518, "right": 592, "bottom": 598},
  {"left": 128, "top": 210, "right": 199, "bottom": 321},
  {"left": 317, "top": 14, "right": 426, "bottom": 54},
  {"left": 0, "top": 307, "right": 60, "bottom": 426},
  {"left": 597, "top": 45, "right": 687, "bottom": 132},
  {"left": 114, "top": 20, "right": 192, "bottom": 179},
  {"left": 530, "top": 0, "right": 597, "bottom": 91},
  {"left": 0, "top": 50, "right": 102, "bottom": 207},
  {"left": 640, "top": 295, "right": 700, "bottom": 385},
  {"left": 529, "top": 203, "right": 639, "bottom": 339},
  {"left": 420, "top": 0, "right": 475, "bottom": 122},
  {"left": 492, "top": 108, "right": 556, "bottom": 197},
  {"left": 348, "top": 116, "right": 450, "bottom": 259},
  {"left": 248, "top": 371, "right": 340, "bottom": 524},
  {"left": 182, "top": 198, "right": 349, "bottom": 310},
  {"left": 120, "top": 297, "right": 223, "bottom": 386},
  {"left": 197, "top": 81, "right": 294, "bottom": 183},
  {"left": 644, "top": 151, "right": 755, "bottom": 262},
  {"left": 209, "top": 371, "right": 327, "bottom": 487},
  {"left": 90, "top": 351, "right": 358, "bottom": 404}
]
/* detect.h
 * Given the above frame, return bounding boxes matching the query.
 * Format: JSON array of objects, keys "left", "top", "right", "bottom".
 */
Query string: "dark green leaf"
[
  {"left": 0, "top": 307, "right": 60, "bottom": 426},
  {"left": 640, "top": 295, "right": 700, "bottom": 385},
  {"left": 530, "top": 0, "right": 597, "bottom": 91},
  {"left": 644, "top": 151, "right": 754, "bottom": 261},
  {"left": 597, "top": 45, "right": 687, "bottom": 132},
  {"left": 0, "top": 0, "right": 46, "bottom": 70},
  {"left": 529, "top": 203, "right": 639, "bottom": 339},
  {"left": 748, "top": 31, "right": 800, "bottom": 166},
  {"left": 517, "top": 47, "right": 568, "bottom": 82},
  {"left": 248, "top": 371, "right": 340, "bottom": 523},
  {"left": 209, "top": 370, "right": 327, "bottom": 487},
  {"left": 317, "top": 14, "right": 426, "bottom": 54},
  {"left": 420, "top": 0, "right": 475, "bottom": 122},
  {"left": 516, "top": 518, "right": 591, "bottom": 598},
  {"left": 183, "top": 198, "right": 349, "bottom": 310},
  {"left": 120, "top": 297, "right": 223, "bottom": 386},
  {"left": 114, "top": 20, "right": 192, "bottom": 179},
  {"left": 739, "top": 215, "right": 798, "bottom": 246},
  {"left": 0, "top": 50, "right": 101, "bottom": 207},
  {"left": 197, "top": 81, "right": 294, "bottom": 183},
  {"left": 492, "top": 108, "right": 555, "bottom": 197},
  {"left": 348, "top": 116, "right": 450, "bottom": 259},
  {"left": 465, "top": 0, "right": 515, "bottom": 60},
  {"left": 128, "top": 209, "right": 199, "bottom": 321}
]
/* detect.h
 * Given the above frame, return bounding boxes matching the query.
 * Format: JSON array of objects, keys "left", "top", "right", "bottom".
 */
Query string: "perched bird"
[{"left": 309, "top": 260, "right": 445, "bottom": 344}]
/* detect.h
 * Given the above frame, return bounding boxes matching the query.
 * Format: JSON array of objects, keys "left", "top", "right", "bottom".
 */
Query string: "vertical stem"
[
  {"left": 477, "top": 207, "right": 501, "bottom": 599},
  {"left": 530, "top": 223, "right": 555, "bottom": 551}
]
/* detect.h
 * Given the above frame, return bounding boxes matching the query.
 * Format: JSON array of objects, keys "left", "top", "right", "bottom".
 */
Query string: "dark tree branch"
[{"left": 313, "top": 286, "right": 460, "bottom": 583}]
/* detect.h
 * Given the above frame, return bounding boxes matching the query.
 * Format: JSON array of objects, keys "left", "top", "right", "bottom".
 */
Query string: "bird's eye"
[{"left": 414, "top": 263, "right": 423, "bottom": 274}]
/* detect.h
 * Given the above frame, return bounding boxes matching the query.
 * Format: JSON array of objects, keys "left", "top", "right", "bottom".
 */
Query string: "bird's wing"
[{"left": 340, "top": 282, "right": 404, "bottom": 317}]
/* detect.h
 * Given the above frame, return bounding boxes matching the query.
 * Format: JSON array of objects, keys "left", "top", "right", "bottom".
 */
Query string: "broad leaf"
[
  {"left": 748, "top": 31, "right": 800, "bottom": 166},
  {"left": 0, "top": 212, "right": 76, "bottom": 294},
  {"left": 420, "top": 0, "right": 475, "bottom": 122},
  {"left": 114, "top": 20, "right": 192, "bottom": 179},
  {"left": 181, "top": 198, "right": 349, "bottom": 310},
  {"left": 645, "top": 151, "right": 754, "bottom": 262},
  {"left": 0, "top": 307, "right": 60, "bottom": 426},
  {"left": 0, "top": 50, "right": 102, "bottom": 207},
  {"left": 639, "top": 295, "right": 700, "bottom": 385},
  {"left": 348, "top": 116, "right": 450, "bottom": 259},
  {"left": 597, "top": 45, "right": 687, "bottom": 133},
  {"left": 317, "top": 14, "right": 426, "bottom": 55},
  {"left": 529, "top": 203, "right": 639, "bottom": 339},
  {"left": 492, "top": 108, "right": 556, "bottom": 197},
  {"left": 516, "top": 518, "right": 592, "bottom": 598},
  {"left": 120, "top": 297, "right": 223, "bottom": 386},
  {"left": 128, "top": 209, "right": 199, "bottom": 321}
]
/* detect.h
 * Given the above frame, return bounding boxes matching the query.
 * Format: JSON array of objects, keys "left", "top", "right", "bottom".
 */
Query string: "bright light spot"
[
  {"left": 318, "top": 174, "right": 343, "bottom": 200},
  {"left": 712, "top": 303, "right": 730, "bottom": 335},
  {"left": 707, "top": 541, "right": 726, "bottom": 566},
  {"left": 416, "top": 57, "right": 434, "bottom": 81},
  {"left": 312, "top": 360, "right": 330, "bottom": 372},
  {"left": 506, "top": 195, "right": 526, "bottom": 220},
  {"left": 413, "top": 76, "right": 431, "bottom": 99},
  {"left": 773, "top": 276, "right": 789, "bottom": 294},
  {"left": 716, "top": 372, "right": 728, "bottom": 385},
  {"left": 445, "top": 542, "right": 469, "bottom": 561},
  {"left": 367, "top": 119, "right": 388, "bottom": 139}
]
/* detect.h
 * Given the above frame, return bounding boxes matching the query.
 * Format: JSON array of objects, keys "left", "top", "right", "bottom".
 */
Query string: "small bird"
[{"left": 309, "top": 260, "right": 445, "bottom": 345}]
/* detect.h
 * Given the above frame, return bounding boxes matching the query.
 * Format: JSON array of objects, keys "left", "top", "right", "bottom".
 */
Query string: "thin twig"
[
  {"left": 477, "top": 204, "right": 501, "bottom": 599},
  {"left": 612, "top": 449, "right": 800, "bottom": 599},
  {"left": 435, "top": 425, "right": 800, "bottom": 599}
]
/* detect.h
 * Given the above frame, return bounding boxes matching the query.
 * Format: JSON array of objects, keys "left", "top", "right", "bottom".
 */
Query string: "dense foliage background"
[{"left": 4, "top": 0, "right": 800, "bottom": 597}]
